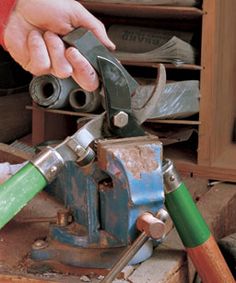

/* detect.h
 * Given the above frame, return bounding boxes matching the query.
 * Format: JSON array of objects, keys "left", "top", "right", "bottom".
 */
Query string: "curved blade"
[
  {"left": 97, "top": 56, "right": 132, "bottom": 116},
  {"left": 97, "top": 56, "right": 145, "bottom": 137},
  {"left": 132, "top": 64, "right": 166, "bottom": 124}
]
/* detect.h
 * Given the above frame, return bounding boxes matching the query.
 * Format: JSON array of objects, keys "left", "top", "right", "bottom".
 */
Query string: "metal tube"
[
  {"left": 102, "top": 209, "right": 167, "bottom": 283},
  {"left": 101, "top": 232, "right": 148, "bottom": 283},
  {"left": 0, "top": 162, "right": 47, "bottom": 229},
  {"left": 69, "top": 87, "right": 102, "bottom": 113},
  {"left": 29, "top": 75, "right": 78, "bottom": 108}
]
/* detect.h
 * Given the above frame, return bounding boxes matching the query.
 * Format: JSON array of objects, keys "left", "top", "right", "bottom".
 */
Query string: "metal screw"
[
  {"left": 75, "top": 144, "right": 86, "bottom": 156},
  {"left": 57, "top": 209, "right": 72, "bottom": 226},
  {"left": 50, "top": 165, "right": 57, "bottom": 173},
  {"left": 113, "top": 111, "right": 129, "bottom": 128},
  {"left": 156, "top": 208, "right": 169, "bottom": 223},
  {"left": 169, "top": 175, "right": 175, "bottom": 182},
  {"left": 32, "top": 239, "right": 48, "bottom": 250}
]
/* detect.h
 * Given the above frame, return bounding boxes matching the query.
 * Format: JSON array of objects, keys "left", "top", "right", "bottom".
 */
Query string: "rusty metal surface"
[
  {"left": 0, "top": 191, "right": 65, "bottom": 282},
  {"left": 0, "top": 190, "right": 126, "bottom": 282},
  {"left": 97, "top": 135, "right": 162, "bottom": 179}
]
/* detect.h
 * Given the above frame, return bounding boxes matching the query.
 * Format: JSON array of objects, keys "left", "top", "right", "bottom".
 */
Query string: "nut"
[
  {"left": 32, "top": 239, "right": 48, "bottom": 250},
  {"left": 113, "top": 111, "right": 129, "bottom": 128}
]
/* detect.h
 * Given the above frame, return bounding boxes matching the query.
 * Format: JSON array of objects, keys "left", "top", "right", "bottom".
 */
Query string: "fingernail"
[{"left": 108, "top": 39, "right": 116, "bottom": 51}]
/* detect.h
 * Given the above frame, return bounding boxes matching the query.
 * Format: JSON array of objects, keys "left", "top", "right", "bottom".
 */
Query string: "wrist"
[{"left": 0, "top": 0, "right": 17, "bottom": 47}]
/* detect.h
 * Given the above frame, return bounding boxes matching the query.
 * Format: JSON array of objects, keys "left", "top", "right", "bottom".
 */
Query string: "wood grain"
[{"left": 187, "top": 235, "right": 235, "bottom": 283}]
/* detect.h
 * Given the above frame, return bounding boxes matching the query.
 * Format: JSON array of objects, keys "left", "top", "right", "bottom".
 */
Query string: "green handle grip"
[
  {"left": 0, "top": 162, "right": 47, "bottom": 229},
  {"left": 165, "top": 182, "right": 211, "bottom": 248}
]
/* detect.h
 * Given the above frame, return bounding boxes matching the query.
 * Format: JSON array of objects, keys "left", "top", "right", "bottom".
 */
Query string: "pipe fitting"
[
  {"left": 69, "top": 87, "right": 102, "bottom": 113},
  {"left": 30, "top": 75, "right": 78, "bottom": 108},
  {"left": 31, "top": 147, "right": 64, "bottom": 183}
]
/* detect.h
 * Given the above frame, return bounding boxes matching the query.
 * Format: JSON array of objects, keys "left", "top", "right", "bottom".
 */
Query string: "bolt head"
[
  {"left": 32, "top": 239, "right": 48, "bottom": 250},
  {"left": 113, "top": 111, "right": 129, "bottom": 128}
]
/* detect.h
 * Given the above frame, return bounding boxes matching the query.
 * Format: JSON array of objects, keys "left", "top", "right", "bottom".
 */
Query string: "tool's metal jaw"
[{"left": 29, "top": 28, "right": 167, "bottom": 274}]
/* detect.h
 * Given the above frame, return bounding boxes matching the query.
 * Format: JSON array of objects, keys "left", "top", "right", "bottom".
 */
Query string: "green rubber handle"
[
  {"left": 165, "top": 182, "right": 211, "bottom": 248},
  {"left": 0, "top": 162, "right": 47, "bottom": 229}
]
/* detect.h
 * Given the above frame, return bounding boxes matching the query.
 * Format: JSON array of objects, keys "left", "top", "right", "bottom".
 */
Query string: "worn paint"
[
  {"left": 113, "top": 145, "right": 159, "bottom": 179},
  {"left": 33, "top": 136, "right": 164, "bottom": 269}
]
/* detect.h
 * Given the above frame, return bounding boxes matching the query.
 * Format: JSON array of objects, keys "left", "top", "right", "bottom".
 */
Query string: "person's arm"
[
  {"left": 2, "top": 0, "right": 115, "bottom": 91},
  {"left": 0, "top": 0, "right": 17, "bottom": 46}
]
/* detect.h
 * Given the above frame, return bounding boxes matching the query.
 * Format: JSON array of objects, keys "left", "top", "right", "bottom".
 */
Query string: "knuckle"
[
  {"left": 93, "top": 21, "right": 106, "bottom": 34},
  {"left": 56, "top": 24, "right": 73, "bottom": 35},
  {"left": 44, "top": 32, "right": 60, "bottom": 50},
  {"left": 27, "top": 61, "right": 50, "bottom": 76}
]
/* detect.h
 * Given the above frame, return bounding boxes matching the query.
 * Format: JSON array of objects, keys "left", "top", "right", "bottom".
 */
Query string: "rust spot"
[{"left": 114, "top": 146, "right": 159, "bottom": 179}]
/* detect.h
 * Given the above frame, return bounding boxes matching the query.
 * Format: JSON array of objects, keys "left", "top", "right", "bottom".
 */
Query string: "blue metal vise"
[{"left": 31, "top": 135, "right": 164, "bottom": 270}]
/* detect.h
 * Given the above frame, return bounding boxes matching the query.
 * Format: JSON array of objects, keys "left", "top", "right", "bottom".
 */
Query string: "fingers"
[
  {"left": 71, "top": 2, "right": 116, "bottom": 51},
  {"left": 66, "top": 47, "right": 99, "bottom": 91},
  {"left": 89, "top": 21, "right": 116, "bottom": 51},
  {"left": 27, "top": 30, "right": 73, "bottom": 79},
  {"left": 44, "top": 31, "right": 72, "bottom": 78},
  {"left": 26, "top": 30, "right": 50, "bottom": 75}
]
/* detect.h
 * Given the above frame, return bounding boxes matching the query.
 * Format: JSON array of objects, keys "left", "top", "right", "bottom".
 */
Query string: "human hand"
[{"left": 3, "top": 0, "right": 115, "bottom": 91}]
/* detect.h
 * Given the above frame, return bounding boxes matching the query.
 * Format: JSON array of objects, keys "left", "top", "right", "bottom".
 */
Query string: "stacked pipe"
[
  {"left": 30, "top": 74, "right": 199, "bottom": 121},
  {"left": 29, "top": 75, "right": 102, "bottom": 113}
]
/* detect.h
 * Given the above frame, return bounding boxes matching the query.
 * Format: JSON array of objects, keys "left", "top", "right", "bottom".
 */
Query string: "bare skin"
[{"left": 3, "top": 0, "right": 115, "bottom": 91}]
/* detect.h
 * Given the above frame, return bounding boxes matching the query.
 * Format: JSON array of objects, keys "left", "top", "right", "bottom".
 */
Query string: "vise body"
[{"left": 31, "top": 135, "right": 164, "bottom": 269}]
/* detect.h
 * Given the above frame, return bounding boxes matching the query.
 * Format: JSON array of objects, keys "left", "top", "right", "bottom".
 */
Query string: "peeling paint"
[{"left": 114, "top": 146, "right": 159, "bottom": 179}]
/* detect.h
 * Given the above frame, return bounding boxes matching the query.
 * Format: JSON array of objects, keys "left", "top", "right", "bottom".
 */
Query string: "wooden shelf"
[
  {"left": 29, "top": 0, "right": 236, "bottom": 181},
  {"left": 164, "top": 145, "right": 236, "bottom": 182},
  {"left": 26, "top": 106, "right": 97, "bottom": 118},
  {"left": 80, "top": 2, "right": 203, "bottom": 19},
  {"left": 146, "top": 119, "right": 200, "bottom": 125},
  {"left": 122, "top": 61, "right": 202, "bottom": 70},
  {"left": 27, "top": 107, "right": 200, "bottom": 126}
]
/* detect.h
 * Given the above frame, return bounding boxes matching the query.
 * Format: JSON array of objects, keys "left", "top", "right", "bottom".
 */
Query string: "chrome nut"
[{"left": 113, "top": 111, "right": 129, "bottom": 128}]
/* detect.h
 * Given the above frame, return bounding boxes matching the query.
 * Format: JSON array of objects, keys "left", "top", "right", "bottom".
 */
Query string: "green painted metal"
[
  {"left": 0, "top": 162, "right": 47, "bottom": 229},
  {"left": 165, "top": 182, "right": 211, "bottom": 248}
]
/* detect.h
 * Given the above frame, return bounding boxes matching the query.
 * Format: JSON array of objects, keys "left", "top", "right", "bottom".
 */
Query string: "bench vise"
[{"left": 31, "top": 135, "right": 164, "bottom": 270}]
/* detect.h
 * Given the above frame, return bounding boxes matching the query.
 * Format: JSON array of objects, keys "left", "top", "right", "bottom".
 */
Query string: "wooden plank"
[
  {"left": 199, "top": 0, "right": 236, "bottom": 172},
  {"left": 27, "top": 106, "right": 97, "bottom": 118},
  {"left": 122, "top": 61, "right": 202, "bottom": 70},
  {"left": 80, "top": 2, "right": 203, "bottom": 19},
  {"left": 165, "top": 146, "right": 236, "bottom": 182},
  {"left": 175, "top": 160, "right": 236, "bottom": 182},
  {"left": 197, "top": 0, "right": 217, "bottom": 166},
  {"left": 146, "top": 119, "right": 200, "bottom": 125},
  {"left": 31, "top": 103, "right": 47, "bottom": 145},
  {"left": 210, "top": 0, "right": 236, "bottom": 170},
  {"left": 30, "top": 105, "right": 78, "bottom": 146},
  {"left": 0, "top": 274, "right": 56, "bottom": 283},
  {"left": 0, "top": 93, "right": 31, "bottom": 143},
  {"left": 0, "top": 143, "right": 33, "bottom": 163}
]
